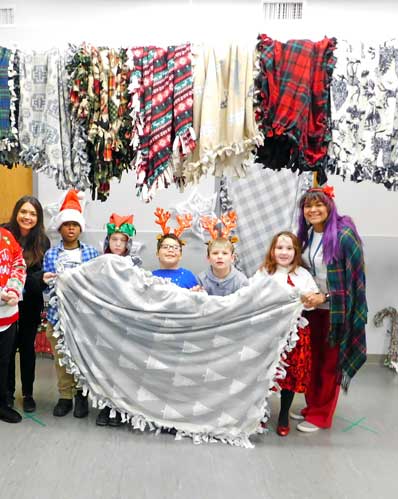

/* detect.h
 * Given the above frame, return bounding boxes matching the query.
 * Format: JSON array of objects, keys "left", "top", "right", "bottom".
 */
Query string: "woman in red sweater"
[{"left": 0, "top": 227, "right": 26, "bottom": 423}]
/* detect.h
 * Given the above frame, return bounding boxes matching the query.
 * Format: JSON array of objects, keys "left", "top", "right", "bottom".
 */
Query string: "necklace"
[{"left": 308, "top": 231, "right": 323, "bottom": 277}]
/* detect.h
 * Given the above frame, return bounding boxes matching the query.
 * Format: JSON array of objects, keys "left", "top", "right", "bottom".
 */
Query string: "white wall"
[{"left": 2, "top": 0, "right": 398, "bottom": 355}]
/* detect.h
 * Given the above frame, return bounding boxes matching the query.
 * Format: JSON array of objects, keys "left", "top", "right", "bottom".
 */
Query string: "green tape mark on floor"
[
  {"left": 23, "top": 412, "right": 47, "bottom": 427},
  {"left": 335, "top": 415, "right": 378, "bottom": 434}
]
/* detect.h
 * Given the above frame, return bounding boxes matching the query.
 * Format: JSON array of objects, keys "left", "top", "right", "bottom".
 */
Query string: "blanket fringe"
[{"left": 51, "top": 268, "right": 304, "bottom": 448}]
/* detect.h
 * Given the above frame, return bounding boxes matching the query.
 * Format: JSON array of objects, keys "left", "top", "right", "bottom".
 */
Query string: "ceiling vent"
[
  {"left": 0, "top": 5, "right": 16, "bottom": 27},
  {"left": 263, "top": 1, "right": 304, "bottom": 21}
]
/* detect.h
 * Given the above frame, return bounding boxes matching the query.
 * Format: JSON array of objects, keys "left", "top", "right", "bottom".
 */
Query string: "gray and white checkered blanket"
[
  {"left": 54, "top": 255, "right": 303, "bottom": 447},
  {"left": 227, "top": 164, "right": 311, "bottom": 276}
]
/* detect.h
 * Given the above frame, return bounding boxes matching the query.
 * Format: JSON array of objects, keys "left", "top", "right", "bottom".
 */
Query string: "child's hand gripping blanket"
[{"left": 54, "top": 254, "right": 303, "bottom": 447}]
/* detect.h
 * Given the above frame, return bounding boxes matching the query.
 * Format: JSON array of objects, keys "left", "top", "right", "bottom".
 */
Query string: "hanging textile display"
[
  {"left": 18, "top": 49, "right": 90, "bottom": 190},
  {"left": 175, "top": 45, "right": 262, "bottom": 187},
  {"left": 373, "top": 307, "right": 398, "bottom": 373},
  {"left": 131, "top": 43, "right": 196, "bottom": 202},
  {"left": 52, "top": 255, "right": 303, "bottom": 448},
  {"left": 0, "top": 47, "right": 19, "bottom": 166},
  {"left": 254, "top": 35, "right": 336, "bottom": 183},
  {"left": 226, "top": 161, "right": 311, "bottom": 277},
  {"left": 68, "top": 44, "right": 134, "bottom": 200},
  {"left": 327, "top": 40, "right": 398, "bottom": 191}
]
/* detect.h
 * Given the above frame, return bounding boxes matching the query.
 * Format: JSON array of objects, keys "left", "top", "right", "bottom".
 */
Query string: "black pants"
[
  {"left": 7, "top": 316, "right": 39, "bottom": 397},
  {"left": 0, "top": 323, "right": 16, "bottom": 406}
]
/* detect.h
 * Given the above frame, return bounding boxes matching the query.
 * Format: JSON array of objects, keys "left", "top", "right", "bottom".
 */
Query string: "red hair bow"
[{"left": 309, "top": 185, "right": 335, "bottom": 199}]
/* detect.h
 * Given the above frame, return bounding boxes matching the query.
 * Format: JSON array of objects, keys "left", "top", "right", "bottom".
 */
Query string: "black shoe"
[
  {"left": 73, "top": 391, "right": 89, "bottom": 418},
  {"left": 23, "top": 396, "right": 36, "bottom": 413},
  {"left": 53, "top": 398, "right": 73, "bottom": 417},
  {"left": 160, "top": 427, "right": 177, "bottom": 435},
  {"left": 109, "top": 411, "right": 122, "bottom": 428},
  {"left": 0, "top": 405, "right": 22, "bottom": 423},
  {"left": 6, "top": 392, "right": 14, "bottom": 408},
  {"left": 96, "top": 407, "right": 110, "bottom": 427}
]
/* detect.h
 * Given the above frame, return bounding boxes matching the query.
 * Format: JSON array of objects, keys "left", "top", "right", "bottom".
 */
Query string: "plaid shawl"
[
  {"left": 255, "top": 35, "right": 336, "bottom": 179},
  {"left": 326, "top": 227, "right": 367, "bottom": 390}
]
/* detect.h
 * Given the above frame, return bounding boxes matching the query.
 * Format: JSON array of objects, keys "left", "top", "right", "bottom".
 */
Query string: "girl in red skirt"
[{"left": 261, "top": 231, "right": 318, "bottom": 436}]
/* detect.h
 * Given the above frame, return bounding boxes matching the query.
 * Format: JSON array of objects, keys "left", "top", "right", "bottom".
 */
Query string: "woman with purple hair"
[{"left": 292, "top": 185, "right": 367, "bottom": 433}]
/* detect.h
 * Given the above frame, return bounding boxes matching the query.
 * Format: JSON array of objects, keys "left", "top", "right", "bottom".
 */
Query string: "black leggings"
[
  {"left": 0, "top": 323, "right": 16, "bottom": 406},
  {"left": 7, "top": 317, "right": 39, "bottom": 397}
]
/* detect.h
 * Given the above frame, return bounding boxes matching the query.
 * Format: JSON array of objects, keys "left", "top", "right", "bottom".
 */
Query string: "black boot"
[
  {"left": 6, "top": 392, "right": 14, "bottom": 408},
  {"left": 23, "top": 396, "right": 36, "bottom": 413},
  {"left": 0, "top": 405, "right": 22, "bottom": 423},
  {"left": 73, "top": 391, "right": 89, "bottom": 418},
  {"left": 53, "top": 398, "right": 73, "bottom": 417},
  {"left": 96, "top": 406, "right": 110, "bottom": 426},
  {"left": 109, "top": 410, "right": 122, "bottom": 428}
]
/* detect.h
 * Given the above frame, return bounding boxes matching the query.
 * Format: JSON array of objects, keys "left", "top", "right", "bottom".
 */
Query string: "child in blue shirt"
[{"left": 152, "top": 233, "right": 198, "bottom": 289}]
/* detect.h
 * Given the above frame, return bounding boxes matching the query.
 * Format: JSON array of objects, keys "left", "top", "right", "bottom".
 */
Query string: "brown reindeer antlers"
[{"left": 154, "top": 208, "right": 192, "bottom": 238}]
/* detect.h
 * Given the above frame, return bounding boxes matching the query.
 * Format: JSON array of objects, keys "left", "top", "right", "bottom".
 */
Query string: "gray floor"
[{"left": 1, "top": 358, "right": 397, "bottom": 499}]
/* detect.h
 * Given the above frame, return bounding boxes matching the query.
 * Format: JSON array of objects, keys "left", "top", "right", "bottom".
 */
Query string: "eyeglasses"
[{"left": 160, "top": 244, "right": 181, "bottom": 252}]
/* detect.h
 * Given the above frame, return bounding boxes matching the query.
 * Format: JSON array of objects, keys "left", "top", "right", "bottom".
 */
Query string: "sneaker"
[
  {"left": 289, "top": 411, "right": 305, "bottom": 420},
  {"left": 0, "top": 405, "right": 22, "bottom": 423},
  {"left": 53, "top": 398, "right": 73, "bottom": 417},
  {"left": 297, "top": 421, "right": 320, "bottom": 433},
  {"left": 73, "top": 391, "right": 89, "bottom": 418},
  {"left": 109, "top": 411, "right": 122, "bottom": 428},
  {"left": 96, "top": 407, "right": 110, "bottom": 427},
  {"left": 23, "top": 396, "right": 36, "bottom": 413}
]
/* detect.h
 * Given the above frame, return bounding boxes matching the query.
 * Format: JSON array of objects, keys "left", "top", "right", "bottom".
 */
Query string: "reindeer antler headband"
[
  {"left": 200, "top": 211, "right": 239, "bottom": 243},
  {"left": 154, "top": 208, "right": 193, "bottom": 243}
]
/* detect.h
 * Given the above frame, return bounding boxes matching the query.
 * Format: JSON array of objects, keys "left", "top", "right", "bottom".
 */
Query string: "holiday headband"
[
  {"left": 308, "top": 185, "right": 335, "bottom": 199},
  {"left": 200, "top": 211, "right": 239, "bottom": 243},
  {"left": 154, "top": 207, "right": 193, "bottom": 244},
  {"left": 106, "top": 213, "right": 136, "bottom": 237}
]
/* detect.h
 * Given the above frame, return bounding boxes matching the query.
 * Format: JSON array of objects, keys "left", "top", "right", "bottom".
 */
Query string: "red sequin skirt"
[{"left": 278, "top": 324, "right": 311, "bottom": 393}]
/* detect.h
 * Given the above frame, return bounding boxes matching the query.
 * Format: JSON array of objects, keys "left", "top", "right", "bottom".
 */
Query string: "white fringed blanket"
[{"left": 54, "top": 255, "right": 303, "bottom": 447}]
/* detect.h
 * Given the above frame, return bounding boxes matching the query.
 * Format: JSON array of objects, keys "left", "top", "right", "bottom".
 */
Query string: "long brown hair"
[
  {"left": 261, "top": 231, "right": 303, "bottom": 275},
  {"left": 6, "top": 196, "right": 48, "bottom": 267}
]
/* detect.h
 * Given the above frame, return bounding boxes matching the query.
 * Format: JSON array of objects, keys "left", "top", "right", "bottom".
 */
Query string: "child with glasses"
[{"left": 152, "top": 234, "right": 198, "bottom": 289}]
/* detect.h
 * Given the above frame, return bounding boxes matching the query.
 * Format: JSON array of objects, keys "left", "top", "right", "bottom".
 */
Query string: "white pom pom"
[{"left": 76, "top": 190, "right": 85, "bottom": 201}]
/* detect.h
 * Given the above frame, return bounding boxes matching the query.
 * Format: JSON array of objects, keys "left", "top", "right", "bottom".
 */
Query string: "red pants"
[{"left": 302, "top": 309, "right": 340, "bottom": 428}]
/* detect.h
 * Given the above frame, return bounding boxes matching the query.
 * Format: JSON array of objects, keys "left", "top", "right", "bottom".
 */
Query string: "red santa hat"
[{"left": 55, "top": 190, "right": 85, "bottom": 232}]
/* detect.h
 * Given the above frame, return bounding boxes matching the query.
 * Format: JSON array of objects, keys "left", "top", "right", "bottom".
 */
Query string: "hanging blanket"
[
  {"left": 0, "top": 47, "right": 19, "bottom": 164},
  {"left": 327, "top": 40, "right": 398, "bottom": 191},
  {"left": 68, "top": 44, "right": 134, "bottom": 200},
  {"left": 254, "top": 35, "right": 336, "bottom": 182},
  {"left": 53, "top": 255, "right": 303, "bottom": 448},
  {"left": 19, "top": 49, "right": 89, "bottom": 190},
  {"left": 226, "top": 162, "right": 311, "bottom": 277},
  {"left": 132, "top": 44, "right": 196, "bottom": 202},
  {"left": 176, "top": 44, "right": 262, "bottom": 187}
]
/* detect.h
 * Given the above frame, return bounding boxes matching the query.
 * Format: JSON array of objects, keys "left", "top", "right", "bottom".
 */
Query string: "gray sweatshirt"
[{"left": 197, "top": 266, "right": 249, "bottom": 296}]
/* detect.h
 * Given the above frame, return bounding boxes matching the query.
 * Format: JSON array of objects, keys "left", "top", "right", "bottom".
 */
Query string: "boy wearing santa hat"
[{"left": 43, "top": 190, "right": 99, "bottom": 418}]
